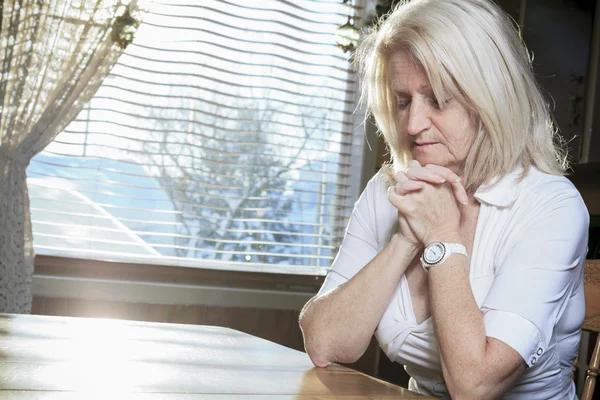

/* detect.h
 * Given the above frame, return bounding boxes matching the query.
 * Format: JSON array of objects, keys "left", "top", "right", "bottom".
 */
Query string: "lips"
[{"left": 413, "top": 142, "right": 439, "bottom": 151}]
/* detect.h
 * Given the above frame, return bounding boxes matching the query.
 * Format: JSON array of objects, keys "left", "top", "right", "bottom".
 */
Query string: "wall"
[{"left": 570, "top": 163, "right": 600, "bottom": 215}]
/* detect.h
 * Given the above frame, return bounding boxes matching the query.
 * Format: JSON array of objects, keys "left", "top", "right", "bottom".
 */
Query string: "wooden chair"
[{"left": 580, "top": 259, "right": 600, "bottom": 400}]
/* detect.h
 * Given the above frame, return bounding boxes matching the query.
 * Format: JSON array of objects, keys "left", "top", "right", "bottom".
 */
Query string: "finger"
[
  {"left": 423, "top": 164, "right": 461, "bottom": 183},
  {"left": 407, "top": 160, "right": 421, "bottom": 168},
  {"left": 451, "top": 180, "right": 469, "bottom": 205},
  {"left": 387, "top": 186, "right": 406, "bottom": 211},
  {"left": 424, "top": 165, "right": 469, "bottom": 205},
  {"left": 393, "top": 170, "right": 409, "bottom": 183},
  {"left": 394, "top": 180, "right": 425, "bottom": 195},
  {"left": 405, "top": 167, "right": 447, "bottom": 184}
]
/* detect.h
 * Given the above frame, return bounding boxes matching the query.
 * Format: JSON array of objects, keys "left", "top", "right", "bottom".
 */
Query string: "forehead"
[{"left": 389, "top": 51, "right": 431, "bottom": 92}]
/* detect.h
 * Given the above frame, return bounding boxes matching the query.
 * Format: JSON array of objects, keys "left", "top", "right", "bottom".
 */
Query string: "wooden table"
[{"left": 0, "top": 313, "right": 427, "bottom": 399}]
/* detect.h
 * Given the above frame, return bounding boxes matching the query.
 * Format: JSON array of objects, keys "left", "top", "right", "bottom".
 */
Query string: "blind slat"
[
  {"left": 104, "top": 69, "right": 356, "bottom": 107},
  {"left": 162, "top": 0, "right": 363, "bottom": 24},
  {"left": 50, "top": 135, "right": 353, "bottom": 167},
  {"left": 72, "top": 104, "right": 355, "bottom": 139},
  {"left": 29, "top": 164, "right": 352, "bottom": 198},
  {"left": 29, "top": 186, "right": 354, "bottom": 220},
  {"left": 131, "top": 42, "right": 353, "bottom": 83},
  {"left": 30, "top": 155, "right": 354, "bottom": 189},
  {"left": 115, "top": 55, "right": 354, "bottom": 94},
  {"left": 32, "top": 220, "right": 338, "bottom": 249},
  {"left": 33, "top": 150, "right": 352, "bottom": 182}
]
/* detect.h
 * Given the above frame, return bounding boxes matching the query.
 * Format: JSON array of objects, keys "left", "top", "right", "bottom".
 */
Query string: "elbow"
[
  {"left": 447, "top": 385, "right": 483, "bottom": 400},
  {"left": 299, "top": 302, "right": 333, "bottom": 367},
  {"left": 304, "top": 340, "right": 334, "bottom": 368},
  {"left": 299, "top": 305, "right": 360, "bottom": 367},
  {"left": 301, "top": 327, "right": 363, "bottom": 366},
  {"left": 300, "top": 321, "right": 334, "bottom": 367},
  {"left": 445, "top": 372, "right": 495, "bottom": 400},
  {"left": 303, "top": 336, "right": 362, "bottom": 367},
  {"left": 298, "top": 295, "right": 365, "bottom": 367},
  {"left": 442, "top": 340, "right": 525, "bottom": 399},
  {"left": 444, "top": 359, "right": 524, "bottom": 399}
]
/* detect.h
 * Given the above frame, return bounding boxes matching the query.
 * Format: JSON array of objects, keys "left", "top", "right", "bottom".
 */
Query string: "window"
[{"left": 28, "top": 0, "right": 368, "bottom": 276}]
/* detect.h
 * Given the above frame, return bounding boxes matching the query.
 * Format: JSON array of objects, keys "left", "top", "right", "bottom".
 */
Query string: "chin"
[
  {"left": 412, "top": 155, "right": 445, "bottom": 167},
  {"left": 411, "top": 156, "right": 461, "bottom": 173}
]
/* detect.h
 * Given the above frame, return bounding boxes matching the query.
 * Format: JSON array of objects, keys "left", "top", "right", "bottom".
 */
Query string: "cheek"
[
  {"left": 457, "top": 128, "right": 476, "bottom": 149},
  {"left": 449, "top": 112, "right": 477, "bottom": 148},
  {"left": 397, "top": 116, "right": 412, "bottom": 145},
  {"left": 461, "top": 119, "right": 478, "bottom": 150},
  {"left": 451, "top": 130, "right": 476, "bottom": 160}
]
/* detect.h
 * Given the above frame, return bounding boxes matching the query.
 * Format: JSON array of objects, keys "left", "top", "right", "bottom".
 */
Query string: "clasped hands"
[{"left": 387, "top": 160, "right": 468, "bottom": 249}]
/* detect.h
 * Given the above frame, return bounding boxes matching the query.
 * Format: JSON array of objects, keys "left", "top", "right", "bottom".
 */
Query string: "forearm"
[
  {"left": 429, "top": 250, "right": 486, "bottom": 369},
  {"left": 300, "top": 233, "right": 419, "bottom": 367},
  {"left": 428, "top": 234, "right": 518, "bottom": 398},
  {"left": 440, "top": 345, "right": 524, "bottom": 400},
  {"left": 430, "top": 253, "right": 487, "bottom": 397}
]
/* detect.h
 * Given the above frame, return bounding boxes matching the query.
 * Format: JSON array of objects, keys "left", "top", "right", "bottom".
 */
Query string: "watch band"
[{"left": 420, "top": 242, "right": 467, "bottom": 270}]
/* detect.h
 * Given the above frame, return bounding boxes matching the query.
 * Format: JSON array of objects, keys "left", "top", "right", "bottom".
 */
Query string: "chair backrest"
[{"left": 581, "top": 259, "right": 600, "bottom": 400}]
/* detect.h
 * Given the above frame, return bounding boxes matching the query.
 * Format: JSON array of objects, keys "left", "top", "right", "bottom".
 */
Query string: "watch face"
[{"left": 424, "top": 242, "right": 446, "bottom": 264}]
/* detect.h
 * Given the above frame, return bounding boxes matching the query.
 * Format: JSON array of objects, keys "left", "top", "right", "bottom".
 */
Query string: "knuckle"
[
  {"left": 404, "top": 203, "right": 417, "bottom": 213},
  {"left": 394, "top": 171, "right": 408, "bottom": 182}
]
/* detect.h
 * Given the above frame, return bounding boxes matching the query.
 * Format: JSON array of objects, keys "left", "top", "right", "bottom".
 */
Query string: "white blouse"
[{"left": 317, "top": 167, "right": 589, "bottom": 399}]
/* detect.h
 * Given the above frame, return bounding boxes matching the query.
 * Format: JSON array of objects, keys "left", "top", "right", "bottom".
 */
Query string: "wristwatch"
[{"left": 420, "top": 242, "right": 467, "bottom": 270}]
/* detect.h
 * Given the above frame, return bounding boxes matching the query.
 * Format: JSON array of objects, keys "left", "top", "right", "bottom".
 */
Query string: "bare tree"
[{"left": 138, "top": 90, "right": 331, "bottom": 267}]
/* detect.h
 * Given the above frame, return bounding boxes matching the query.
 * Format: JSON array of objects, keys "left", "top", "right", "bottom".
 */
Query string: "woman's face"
[{"left": 390, "top": 52, "right": 477, "bottom": 173}]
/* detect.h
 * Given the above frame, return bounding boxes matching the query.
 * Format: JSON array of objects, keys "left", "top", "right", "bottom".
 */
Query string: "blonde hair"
[{"left": 356, "top": 0, "right": 568, "bottom": 192}]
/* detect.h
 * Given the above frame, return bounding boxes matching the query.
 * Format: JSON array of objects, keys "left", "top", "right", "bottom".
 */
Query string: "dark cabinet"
[
  {"left": 496, "top": 0, "right": 523, "bottom": 22},
  {"left": 521, "top": 0, "right": 595, "bottom": 162},
  {"left": 497, "top": 0, "right": 598, "bottom": 163}
]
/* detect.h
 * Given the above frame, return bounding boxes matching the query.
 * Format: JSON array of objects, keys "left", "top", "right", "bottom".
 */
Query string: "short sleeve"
[
  {"left": 317, "top": 171, "right": 395, "bottom": 296},
  {"left": 481, "top": 188, "right": 589, "bottom": 367}
]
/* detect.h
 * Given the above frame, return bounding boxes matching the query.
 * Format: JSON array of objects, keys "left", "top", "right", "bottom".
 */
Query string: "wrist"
[
  {"left": 423, "top": 228, "right": 461, "bottom": 246},
  {"left": 390, "top": 232, "right": 422, "bottom": 258}
]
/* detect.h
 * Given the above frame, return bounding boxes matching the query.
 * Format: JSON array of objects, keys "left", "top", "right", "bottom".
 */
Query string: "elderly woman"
[{"left": 299, "top": 0, "right": 589, "bottom": 398}]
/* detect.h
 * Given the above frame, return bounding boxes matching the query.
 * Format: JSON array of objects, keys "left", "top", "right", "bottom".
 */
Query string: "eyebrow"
[{"left": 393, "top": 86, "right": 435, "bottom": 97}]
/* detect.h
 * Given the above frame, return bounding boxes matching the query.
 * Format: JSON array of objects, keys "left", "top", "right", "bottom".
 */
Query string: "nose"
[{"left": 406, "top": 100, "right": 431, "bottom": 136}]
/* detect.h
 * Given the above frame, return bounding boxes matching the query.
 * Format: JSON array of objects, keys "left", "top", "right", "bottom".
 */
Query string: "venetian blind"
[{"left": 27, "top": 0, "right": 367, "bottom": 276}]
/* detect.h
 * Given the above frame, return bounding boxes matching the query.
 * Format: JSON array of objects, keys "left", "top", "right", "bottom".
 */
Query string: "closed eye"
[
  {"left": 397, "top": 99, "right": 411, "bottom": 110},
  {"left": 431, "top": 96, "right": 452, "bottom": 110}
]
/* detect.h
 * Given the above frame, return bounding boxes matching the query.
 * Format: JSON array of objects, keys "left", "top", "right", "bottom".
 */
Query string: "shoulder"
[
  {"left": 521, "top": 167, "right": 578, "bottom": 196},
  {"left": 367, "top": 167, "right": 393, "bottom": 191},
  {"left": 353, "top": 168, "right": 397, "bottom": 248},
  {"left": 520, "top": 168, "right": 586, "bottom": 210},
  {"left": 516, "top": 167, "right": 589, "bottom": 231},
  {"left": 358, "top": 168, "right": 393, "bottom": 206},
  {"left": 489, "top": 168, "right": 589, "bottom": 275}
]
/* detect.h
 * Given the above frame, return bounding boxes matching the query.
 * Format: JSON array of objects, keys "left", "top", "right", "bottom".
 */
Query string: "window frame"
[
  {"left": 31, "top": 0, "right": 380, "bottom": 303},
  {"left": 31, "top": 115, "right": 379, "bottom": 306}
]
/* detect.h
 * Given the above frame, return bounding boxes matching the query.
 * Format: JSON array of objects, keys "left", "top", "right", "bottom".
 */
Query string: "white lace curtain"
[{"left": 0, "top": 0, "right": 149, "bottom": 313}]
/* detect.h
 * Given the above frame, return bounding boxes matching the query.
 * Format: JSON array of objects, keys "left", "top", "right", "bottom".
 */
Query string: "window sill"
[{"left": 33, "top": 255, "right": 325, "bottom": 310}]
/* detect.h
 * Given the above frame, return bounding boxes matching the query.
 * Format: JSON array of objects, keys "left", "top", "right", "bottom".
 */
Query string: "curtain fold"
[{"left": 0, "top": 0, "right": 149, "bottom": 313}]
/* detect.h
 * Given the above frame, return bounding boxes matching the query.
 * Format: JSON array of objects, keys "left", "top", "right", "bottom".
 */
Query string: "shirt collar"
[{"left": 474, "top": 167, "right": 523, "bottom": 208}]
